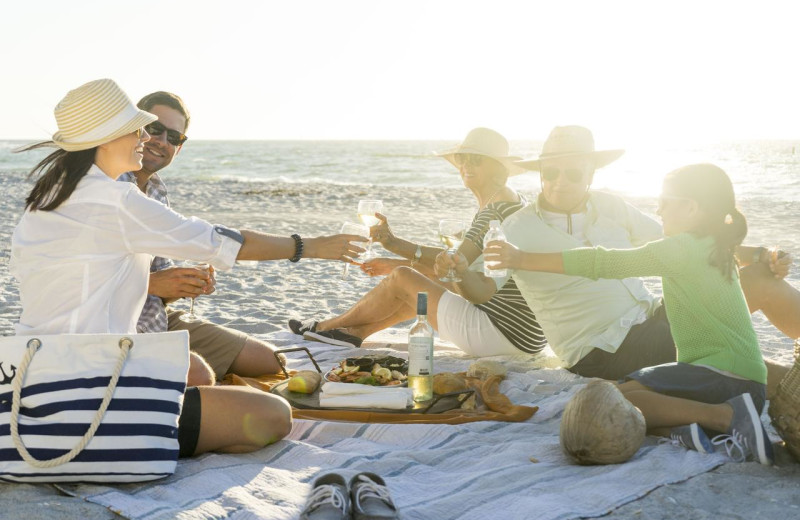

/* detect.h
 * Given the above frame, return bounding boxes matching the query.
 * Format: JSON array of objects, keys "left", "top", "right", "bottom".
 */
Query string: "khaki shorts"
[{"left": 167, "top": 309, "right": 248, "bottom": 379}]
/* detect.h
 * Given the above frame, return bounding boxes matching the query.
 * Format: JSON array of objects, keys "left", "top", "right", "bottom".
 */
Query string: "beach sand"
[{"left": 1, "top": 174, "right": 798, "bottom": 519}]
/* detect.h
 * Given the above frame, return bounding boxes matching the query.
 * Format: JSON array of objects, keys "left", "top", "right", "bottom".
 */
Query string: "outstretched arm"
[
  {"left": 237, "top": 230, "right": 366, "bottom": 262},
  {"left": 483, "top": 240, "right": 565, "bottom": 274}
]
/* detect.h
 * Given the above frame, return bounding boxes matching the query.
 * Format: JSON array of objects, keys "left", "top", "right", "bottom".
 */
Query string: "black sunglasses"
[
  {"left": 145, "top": 121, "right": 188, "bottom": 146},
  {"left": 453, "top": 153, "right": 484, "bottom": 167},
  {"left": 541, "top": 166, "right": 586, "bottom": 183}
]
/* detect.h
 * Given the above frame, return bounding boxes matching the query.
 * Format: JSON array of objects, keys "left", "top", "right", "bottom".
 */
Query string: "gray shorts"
[
  {"left": 569, "top": 303, "right": 676, "bottom": 380},
  {"left": 625, "top": 362, "right": 767, "bottom": 415}
]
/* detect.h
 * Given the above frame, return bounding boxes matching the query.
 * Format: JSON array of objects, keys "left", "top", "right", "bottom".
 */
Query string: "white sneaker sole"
[
  {"left": 689, "top": 424, "right": 710, "bottom": 454},
  {"left": 741, "top": 393, "right": 771, "bottom": 465},
  {"left": 303, "top": 331, "right": 358, "bottom": 348}
]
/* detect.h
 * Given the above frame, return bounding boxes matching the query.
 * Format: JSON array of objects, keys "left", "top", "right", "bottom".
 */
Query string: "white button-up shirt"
[{"left": 10, "top": 165, "right": 242, "bottom": 335}]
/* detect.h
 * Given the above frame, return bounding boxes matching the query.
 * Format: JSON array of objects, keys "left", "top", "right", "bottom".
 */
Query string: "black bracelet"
[
  {"left": 753, "top": 246, "right": 766, "bottom": 264},
  {"left": 289, "top": 234, "right": 303, "bottom": 263}
]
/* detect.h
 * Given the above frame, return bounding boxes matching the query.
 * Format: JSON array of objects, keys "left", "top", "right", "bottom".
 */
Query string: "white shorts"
[{"left": 436, "top": 291, "right": 520, "bottom": 357}]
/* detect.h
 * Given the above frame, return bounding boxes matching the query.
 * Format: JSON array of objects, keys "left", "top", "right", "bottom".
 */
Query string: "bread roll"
[{"left": 433, "top": 372, "right": 467, "bottom": 394}]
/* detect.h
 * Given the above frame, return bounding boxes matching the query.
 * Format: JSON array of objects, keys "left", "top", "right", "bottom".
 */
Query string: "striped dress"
[{"left": 464, "top": 200, "right": 547, "bottom": 354}]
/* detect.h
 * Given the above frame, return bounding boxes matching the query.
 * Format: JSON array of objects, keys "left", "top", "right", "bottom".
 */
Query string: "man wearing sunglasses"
[
  {"left": 465, "top": 125, "right": 793, "bottom": 396},
  {"left": 116, "top": 91, "right": 291, "bottom": 385}
]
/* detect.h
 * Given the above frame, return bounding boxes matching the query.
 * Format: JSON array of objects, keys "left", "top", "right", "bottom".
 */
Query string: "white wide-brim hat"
[
  {"left": 514, "top": 125, "right": 624, "bottom": 171},
  {"left": 435, "top": 127, "right": 526, "bottom": 176},
  {"left": 51, "top": 78, "right": 157, "bottom": 152}
]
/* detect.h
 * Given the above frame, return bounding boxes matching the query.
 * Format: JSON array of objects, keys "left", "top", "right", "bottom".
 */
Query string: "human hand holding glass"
[
  {"left": 179, "top": 262, "right": 211, "bottom": 323},
  {"left": 769, "top": 243, "right": 792, "bottom": 279},
  {"left": 438, "top": 219, "right": 467, "bottom": 282},
  {"left": 339, "top": 222, "right": 370, "bottom": 282},
  {"left": 357, "top": 200, "right": 383, "bottom": 258}
]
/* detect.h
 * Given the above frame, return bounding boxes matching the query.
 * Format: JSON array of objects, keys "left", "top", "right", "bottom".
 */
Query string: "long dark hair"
[
  {"left": 19, "top": 142, "right": 96, "bottom": 211},
  {"left": 664, "top": 163, "right": 747, "bottom": 281}
]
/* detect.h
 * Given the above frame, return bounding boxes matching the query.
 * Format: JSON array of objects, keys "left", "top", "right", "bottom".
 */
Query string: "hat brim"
[
  {"left": 514, "top": 149, "right": 625, "bottom": 172},
  {"left": 435, "top": 146, "right": 527, "bottom": 177},
  {"left": 53, "top": 110, "right": 158, "bottom": 152}
]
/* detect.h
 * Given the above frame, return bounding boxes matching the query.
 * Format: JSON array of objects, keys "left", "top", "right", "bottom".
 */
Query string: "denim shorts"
[{"left": 624, "top": 362, "right": 767, "bottom": 414}]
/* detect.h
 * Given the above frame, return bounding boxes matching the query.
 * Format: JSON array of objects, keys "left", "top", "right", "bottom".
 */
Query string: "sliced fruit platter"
[{"left": 325, "top": 354, "right": 408, "bottom": 386}]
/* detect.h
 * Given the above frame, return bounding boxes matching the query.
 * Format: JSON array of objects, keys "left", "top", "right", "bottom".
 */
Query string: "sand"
[{"left": 0, "top": 173, "right": 798, "bottom": 519}]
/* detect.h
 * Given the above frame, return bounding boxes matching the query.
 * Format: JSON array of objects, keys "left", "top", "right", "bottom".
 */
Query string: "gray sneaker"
[
  {"left": 350, "top": 472, "right": 398, "bottom": 520},
  {"left": 300, "top": 473, "right": 350, "bottom": 520},
  {"left": 667, "top": 424, "right": 714, "bottom": 454},
  {"left": 711, "top": 393, "right": 774, "bottom": 465}
]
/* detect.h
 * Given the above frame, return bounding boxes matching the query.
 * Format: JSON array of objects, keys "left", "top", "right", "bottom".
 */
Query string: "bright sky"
[{"left": 1, "top": 0, "right": 799, "bottom": 144}]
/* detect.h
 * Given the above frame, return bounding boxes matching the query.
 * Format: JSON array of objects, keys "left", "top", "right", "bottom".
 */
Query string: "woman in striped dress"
[{"left": 290, "top": 128, "right": 547, "bottom": 357}]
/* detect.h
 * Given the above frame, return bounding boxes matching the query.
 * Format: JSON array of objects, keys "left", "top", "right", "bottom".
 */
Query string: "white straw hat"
[
  {"left": 51, "top": 79, "right": 157, "bottom": 152},
  {"left": 514, "top": 126, "right": 624, "bottom": 171},
  {"left": 435, "top": 127, "right": 526, "bottom": 176}
]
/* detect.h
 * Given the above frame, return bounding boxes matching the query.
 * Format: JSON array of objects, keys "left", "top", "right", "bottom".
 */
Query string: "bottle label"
[{"left": 407, "top": 337, "right": 433, "bottom": 376}]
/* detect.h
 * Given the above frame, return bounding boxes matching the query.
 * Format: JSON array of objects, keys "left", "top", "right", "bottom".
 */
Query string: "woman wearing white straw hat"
[
  {"left": 289, "top": 127, "right": 548, "bottom": 358},
  {"left": 10, "top": 78, "right": 367, "bottom": 457}
]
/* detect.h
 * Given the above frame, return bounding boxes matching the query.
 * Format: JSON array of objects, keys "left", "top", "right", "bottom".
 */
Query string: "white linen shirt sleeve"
[
  {"left": 622, "top": 200, "right": 663, "bottom": 246},
  {"left": 117, "top": 186, "right": 242, "bottom": 270}
]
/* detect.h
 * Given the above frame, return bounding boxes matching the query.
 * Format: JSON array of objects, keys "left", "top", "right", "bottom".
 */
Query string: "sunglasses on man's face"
[
  {"left": 454, "top": 153, "right": 484, "bottom": 167},
  {"left": 540, "top": 166, "right": 587, "bottom": 183},
  {"left": 145, "top": 121, "right": 188, "bottom": 146}
]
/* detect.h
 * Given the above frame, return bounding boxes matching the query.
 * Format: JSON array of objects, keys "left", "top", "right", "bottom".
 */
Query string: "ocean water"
[{"left": 0, "top": 139, "right": 798, "bottom": 360}]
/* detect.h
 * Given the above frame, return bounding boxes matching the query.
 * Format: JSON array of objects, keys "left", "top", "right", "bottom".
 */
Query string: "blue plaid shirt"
[{"left": 118, "top": 172, "right": 173, "bottom": 333}]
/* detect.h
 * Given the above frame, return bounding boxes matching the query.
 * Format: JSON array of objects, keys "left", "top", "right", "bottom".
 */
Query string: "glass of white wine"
[
  {"left": 339, "top": 222, "right": 370, "bottom": 282},
  {"left": 357, "top": 199, "right": 383, "bottom": 259},
  {"left": 438, "top": 219, "right": 467, "bottom": 282},
  {"left": 179, "top": 262, "right": 210, "bottom": 323}
]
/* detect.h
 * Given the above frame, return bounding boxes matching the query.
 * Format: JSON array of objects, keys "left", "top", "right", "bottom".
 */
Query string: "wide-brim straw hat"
[
  {"left": 51, "top": 78, "right": 157, "bottom": 152},
  {"left": 435, "top": 127, "right": 526, "bottom": 176},
  {"left": 515, "top": 125, "right": 624, "bottom": 172}
]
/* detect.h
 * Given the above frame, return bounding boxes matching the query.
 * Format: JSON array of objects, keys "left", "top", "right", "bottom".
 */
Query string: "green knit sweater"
[{"left": 562, "top": 233, "right": 766, "bottom": 384}]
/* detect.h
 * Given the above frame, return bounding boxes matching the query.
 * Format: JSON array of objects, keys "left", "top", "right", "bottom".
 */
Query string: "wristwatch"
[
  {"left": 753, "top": 246, "right": 766, "bottom": 264},
  {"left": 413, "top": 245, "right": 423, "bottom": 265}
]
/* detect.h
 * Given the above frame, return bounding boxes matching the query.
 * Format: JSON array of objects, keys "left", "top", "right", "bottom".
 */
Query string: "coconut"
[{"left": 560, "top": 380, "right": 646, "bottom": 465}]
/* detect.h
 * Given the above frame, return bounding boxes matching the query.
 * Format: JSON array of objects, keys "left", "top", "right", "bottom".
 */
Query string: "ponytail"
[
  {"left": 19, "top": 142, "right": 96, "bottom": 211},
  {"left": 703, "top": 207, "right": 747, "bottom": 281}
]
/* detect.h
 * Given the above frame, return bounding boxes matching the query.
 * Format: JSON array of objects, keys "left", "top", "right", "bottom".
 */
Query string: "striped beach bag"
[{"left": 0, "top": 331, "right": 189, "bottom": 483}]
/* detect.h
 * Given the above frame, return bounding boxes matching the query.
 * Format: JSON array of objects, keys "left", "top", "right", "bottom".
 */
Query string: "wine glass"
[
  {"left": 179, "top": 262, "right": 210, "bottom": 323},
  {"left": 339, "top": 222, "right": 370, "bottom": 282},
  {"left": 438, "top": 219, "right": 467, "bottom": 282},
  {"left": 357, "top": 199, "right": 383, "bottom": 259}
]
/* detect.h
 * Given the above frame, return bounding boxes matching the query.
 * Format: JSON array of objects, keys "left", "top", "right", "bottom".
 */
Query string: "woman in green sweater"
[{"left": 484, "top": 163, "right": 773, "bottom": 465}]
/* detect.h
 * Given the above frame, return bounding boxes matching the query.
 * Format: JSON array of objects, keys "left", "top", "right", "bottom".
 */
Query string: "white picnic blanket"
[{"left": 57, "top": 333, "right": 731, "bottom": 520}]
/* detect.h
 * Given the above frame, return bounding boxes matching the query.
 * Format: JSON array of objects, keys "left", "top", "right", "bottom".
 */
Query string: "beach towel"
[{"left": 56, "top": 333, "right": 730, "bottom": 520}]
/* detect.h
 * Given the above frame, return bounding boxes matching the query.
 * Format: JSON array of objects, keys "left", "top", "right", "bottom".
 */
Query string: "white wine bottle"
[{"left": 407, "top": 292, "right": 434, "bottom": 402}]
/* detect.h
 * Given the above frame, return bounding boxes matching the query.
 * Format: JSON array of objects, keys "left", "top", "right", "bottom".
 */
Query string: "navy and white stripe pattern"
[
  {"left": 0, "top": 331, "right": 189, "bottom": 483},
  {"left": 464, "top": 200, "right": 547, "bottom": 353}
]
